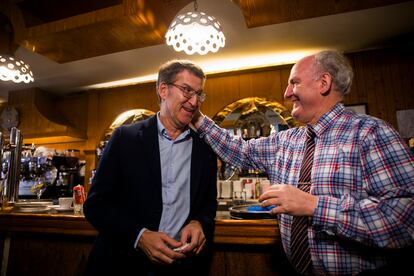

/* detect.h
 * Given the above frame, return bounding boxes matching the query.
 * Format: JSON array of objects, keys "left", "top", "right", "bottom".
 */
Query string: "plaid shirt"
[{"left": 199, "top": 103, "right": 414, "bottom": 275}]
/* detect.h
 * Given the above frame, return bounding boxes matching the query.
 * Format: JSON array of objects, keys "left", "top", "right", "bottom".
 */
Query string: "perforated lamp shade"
[
  {"left": 0, "top": 54, "right": 34, "bottom": 83},
  {"left": 165, "top": 11, "right": 225, "bottom": 55}
]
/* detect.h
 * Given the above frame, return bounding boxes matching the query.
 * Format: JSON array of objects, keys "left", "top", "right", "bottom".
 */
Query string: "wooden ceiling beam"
[
  {"left": 9, "top": 0, "right": 411, "bottom": 63},
  {"left": 16, "top": 0, "right": 193, "bottom": 63},
  {"left": 0, "top": 0, "right": 26, "bottom": 53},
  {"left": 233, "top": 0, "right": 412, "bottom": 28}
]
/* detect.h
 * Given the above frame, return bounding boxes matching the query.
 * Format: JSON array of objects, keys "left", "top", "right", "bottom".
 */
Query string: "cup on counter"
[
  {"left": 232, "top": 180, "right": 243, "bottom": 194},
  {"left": 58, "top": 197, "right": 73, "bottom": 209},
  {"left": 244, "top": 184, "right": 253, "bottom": 199},
  {"left": 220, "top": 180, "right": 233, "bottom": 199}
]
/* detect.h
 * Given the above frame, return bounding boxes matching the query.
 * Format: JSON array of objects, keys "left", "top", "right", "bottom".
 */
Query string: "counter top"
[{"left": 0, "top": 211, "right": 279, "bottom": 245}]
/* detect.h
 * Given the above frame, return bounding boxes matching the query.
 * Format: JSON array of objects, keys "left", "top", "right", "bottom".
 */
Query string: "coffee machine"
[
  {"left": 19, "top": 155, "right": 53, "bottom": 199},
  {"left": 48, "top": 154, "right": 81, "bottom": 198}
]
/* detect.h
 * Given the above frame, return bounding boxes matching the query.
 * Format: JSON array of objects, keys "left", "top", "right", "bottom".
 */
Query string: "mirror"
[{"left": 212, "top": 97, "right": 298, "bottom": 180}]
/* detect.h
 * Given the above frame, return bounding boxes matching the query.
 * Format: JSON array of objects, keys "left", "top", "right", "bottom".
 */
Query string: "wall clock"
[{"left": 0, "top": 106, "right": 20, "bottom": 130}]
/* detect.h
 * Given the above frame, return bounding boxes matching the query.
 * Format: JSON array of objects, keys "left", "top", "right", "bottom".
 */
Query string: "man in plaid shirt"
[{"left": 193, "top": 50, "right": 414, "bottom": 275}]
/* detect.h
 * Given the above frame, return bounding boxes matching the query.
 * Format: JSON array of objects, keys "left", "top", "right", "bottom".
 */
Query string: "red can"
[{"left": 73, "top": 184, "right": 86, "bottom": 204}]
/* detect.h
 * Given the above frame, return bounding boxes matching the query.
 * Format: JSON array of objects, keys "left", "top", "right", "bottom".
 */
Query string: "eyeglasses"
[{"left": 167, "top": 83, "right": 206, "bottom": 102}]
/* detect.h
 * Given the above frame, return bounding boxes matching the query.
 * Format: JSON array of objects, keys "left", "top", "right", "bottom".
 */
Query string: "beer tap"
[
  {"left": 4, "top": 127, "right": 23, "bottom": 203},
  {"left": 0, "top": 132, "right": 4, "bottom": 207}
]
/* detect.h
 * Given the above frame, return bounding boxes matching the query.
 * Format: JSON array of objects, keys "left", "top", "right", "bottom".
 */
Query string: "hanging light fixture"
[
  {"left": 165, "top": 0, "right": 225, "bottom": 55},
  {"left": 0, "top": 54, "right": 34, "bottom": 83},
  {"left": 0, "top": 12, "right": 34, "bottom": 84}
]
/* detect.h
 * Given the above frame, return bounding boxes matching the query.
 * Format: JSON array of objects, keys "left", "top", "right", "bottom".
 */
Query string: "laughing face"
[
  {"left": 159, "top": 69, "right": 204, "bottom": 134},
  {"left": 284, "top": 55, "right": 326, "bottom": 125}
]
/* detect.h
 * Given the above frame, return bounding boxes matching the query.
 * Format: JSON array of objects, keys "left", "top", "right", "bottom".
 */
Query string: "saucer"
[
  {"left": 15, "top": 200, "right": 53, "bottom": 208},
  {"left": 14, "top": 206, "right": 51, "bottom": 213},
  {"left": 50, "top": 205, "right": 73, "bottom": 212}
]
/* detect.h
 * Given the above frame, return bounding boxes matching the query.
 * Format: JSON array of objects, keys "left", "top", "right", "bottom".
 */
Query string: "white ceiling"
[{"left": 1, "top": 0, "right": 414, "bottom": 102}]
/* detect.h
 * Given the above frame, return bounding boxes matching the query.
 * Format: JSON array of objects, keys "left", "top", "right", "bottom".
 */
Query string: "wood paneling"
[
  {"left": 5, "top": 232, "right": 93, "bottom": 276},
  {"left": 345, "top": 47, "right": 414, "bottom": 128},
  {"left": 211, "top": 244, "right": 298, "bottom": 276},
  {"left": 11, "top": 0, "right": 194, "bottom": 62},
  {"left": 0, "top": 213, "right": 294, "bottom": 276},
  {"left": 233, "top": 0, "right": 411, "bottom": 28},
  {"left": 8, "top": 88, "right": 87, "bottom": 142},
  {"left": 4, "top": 0, "right": 409, "bottom": 62}
]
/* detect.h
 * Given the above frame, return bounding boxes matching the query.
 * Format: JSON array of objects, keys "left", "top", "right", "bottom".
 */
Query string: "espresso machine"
[
  {"left": 19, "top": 154, "right": 53, "bottom": 199},
  {"left": 45, "top": 152, "right": 82, "bottom": 198}
]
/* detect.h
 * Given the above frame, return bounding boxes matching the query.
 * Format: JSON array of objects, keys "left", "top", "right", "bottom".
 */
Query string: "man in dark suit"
[{"left": 84, "top": 60, "right": 217, "bottom": 275}]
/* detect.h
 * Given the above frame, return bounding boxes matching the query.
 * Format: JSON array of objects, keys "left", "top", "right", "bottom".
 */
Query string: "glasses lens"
[
  {"left": 198, "top": 93, "right": 206, "bottom": 102},
  {"left": 169, "top": 83, "right": 205, "bottom": 102}
]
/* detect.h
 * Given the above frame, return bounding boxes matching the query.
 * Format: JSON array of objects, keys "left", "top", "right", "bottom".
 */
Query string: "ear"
[
  {"left": 319, "top": 72, "right": 332, "bottom": 96},
  {"left": 158, "top": 82, "right": 169, "bottom": 101}
]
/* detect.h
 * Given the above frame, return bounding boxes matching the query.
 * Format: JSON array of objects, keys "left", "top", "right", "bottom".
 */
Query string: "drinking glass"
[{"left": 31, "top": 177, "right": 46, "bottom": 200}]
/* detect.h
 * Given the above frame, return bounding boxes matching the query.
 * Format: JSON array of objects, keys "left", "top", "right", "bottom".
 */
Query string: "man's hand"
[
  {"left": 258, "top": 184, "right": 318, "bottom": 216},
  {"left": 191, "top": 110, "right": 205, "bottom": 129},
  {"left": 137, "top": 230, "right": 185, "bottom": 265},
  {"left": 179, "top": 220, "right": 206, "bottom": 255}
]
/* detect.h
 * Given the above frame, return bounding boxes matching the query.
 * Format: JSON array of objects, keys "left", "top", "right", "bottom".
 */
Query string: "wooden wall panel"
[
  {"left": 92, "top": 82, "right": 158, "bottom": 143},
  {"left": 204, "top": 74, "right": 241, "bottom": 117},
  {"left": 56, "top": 93, "right": 88, "bottom": 131},
  {"left": 209, "top": 244, "right": 297, "bottom": 276},
  {"left": 4, "top": 232, "right": 93, "bottom": 276},
  {"left": 344, "top": 47, "right": 414, "bottom": 128},
  {"left": 239, "top": 70, "right": 280, "bottom": 100}
]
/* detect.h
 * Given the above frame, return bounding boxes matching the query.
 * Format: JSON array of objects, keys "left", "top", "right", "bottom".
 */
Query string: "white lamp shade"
[
  {"left": 0, "top": 54, "right": 34, "bottom": 83},
  {"left": 165, "top": 11, "right": 225, "bottom": 55}
]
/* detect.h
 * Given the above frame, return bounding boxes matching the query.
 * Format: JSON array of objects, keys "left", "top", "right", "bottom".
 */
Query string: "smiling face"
[
  {"left": 284, "top": 55, "right": 339, "bottom": 125},
  {"left": 158, "top": 69, "right": 204, "bottom": 136},
  {"left": 284, "top": 56, "right": 319, "bottom": 124}
]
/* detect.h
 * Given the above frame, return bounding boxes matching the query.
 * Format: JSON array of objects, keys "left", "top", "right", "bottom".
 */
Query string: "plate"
[
  {"left": 53, "top": 206, "right": 74, "bottom": 212},
  {"left": 229, "top": 204, "right": 276, "bottom": 220},
  {"left": 14, "top": 200, "right": 53, "bottom": 208},
  {"left": 14, "top": 206, "right": 51, "bottom": 213}
]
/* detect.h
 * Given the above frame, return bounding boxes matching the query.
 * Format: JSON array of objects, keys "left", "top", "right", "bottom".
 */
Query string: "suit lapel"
[
  {"left": 139, "top": 116, "right": 162, "bottom": 193},
  {"left": 190, "top": 129, "right": 202, "bottom": 207}
]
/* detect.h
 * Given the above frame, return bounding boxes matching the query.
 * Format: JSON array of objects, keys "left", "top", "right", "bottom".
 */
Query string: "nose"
[
  {"left": 284, "top": 84, "right": 293, "bottom": 100},
  {"left": 187, "top": 94, "right": 199, "bottom": 106}
]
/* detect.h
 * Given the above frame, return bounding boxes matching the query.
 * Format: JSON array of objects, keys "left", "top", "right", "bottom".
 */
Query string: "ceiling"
[{"left": 1, "top": 0, "right": 414, "bottom": 102}]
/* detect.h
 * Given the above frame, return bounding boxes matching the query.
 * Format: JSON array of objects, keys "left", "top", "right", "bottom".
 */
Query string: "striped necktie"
[{"left": 290, "top": 127, "right": 315, "bottom": 273}]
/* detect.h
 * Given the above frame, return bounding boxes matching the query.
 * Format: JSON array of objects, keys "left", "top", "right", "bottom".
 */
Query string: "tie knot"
[{"left": 306, "top": 127, "right": 315, "bottom": 140}]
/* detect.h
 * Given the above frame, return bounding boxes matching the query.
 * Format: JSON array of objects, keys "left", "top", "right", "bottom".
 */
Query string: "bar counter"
[{"left": 0, "top": 211, "right": 296, "bottom": 275}]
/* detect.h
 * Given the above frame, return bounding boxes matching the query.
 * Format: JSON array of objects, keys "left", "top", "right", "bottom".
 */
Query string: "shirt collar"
[
  {"left": 311, "top": 103, "right": 345, "bottom": 138},
  {"left": 156, "top": 112, "right": 191, "bottom": 142}
]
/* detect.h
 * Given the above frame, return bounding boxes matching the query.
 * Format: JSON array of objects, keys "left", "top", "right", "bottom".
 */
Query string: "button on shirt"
[
  {"left": 135, "top": 115, "right": 192, "bottom": 245},
  {"left": 157, "top": 115, "right": 192, "bottom": 240},
  {"left": 198, "top": 103, "right": 414, "bottom": 275}
]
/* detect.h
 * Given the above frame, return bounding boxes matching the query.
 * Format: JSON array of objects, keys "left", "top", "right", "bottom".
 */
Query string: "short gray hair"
[{"left": 313, "top": 50, "right": 354, "bottom": 96}]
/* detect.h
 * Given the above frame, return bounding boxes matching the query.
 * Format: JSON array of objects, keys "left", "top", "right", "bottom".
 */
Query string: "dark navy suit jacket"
[{"left": 84, "top": 115, "right": 217, "bottom": 274}]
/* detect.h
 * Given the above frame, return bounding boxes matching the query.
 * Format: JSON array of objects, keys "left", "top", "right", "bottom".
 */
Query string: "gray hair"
[
  {"left": 156, "top": 60, "right": 206, "bottom": 102},
  {"left": 313, "top": 50, "right": 354, "bottom": 96}
]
